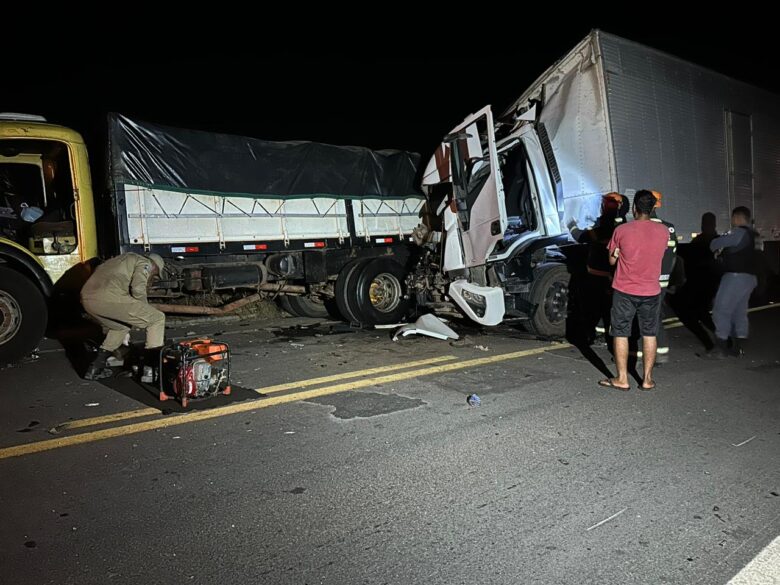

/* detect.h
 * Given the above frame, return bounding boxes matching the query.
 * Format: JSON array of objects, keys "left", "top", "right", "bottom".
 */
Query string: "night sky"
[{"left": 2, "top": 24, "right": 775, "bottom": 163}]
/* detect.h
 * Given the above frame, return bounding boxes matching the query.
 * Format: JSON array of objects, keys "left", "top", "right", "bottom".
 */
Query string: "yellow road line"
[
  {"left": 0, "top": 344, "right": 563, "bottom": 461},
  {"left": 53, "top": 355, "right": 458, "bottom": 432},
  {"left": 57, "top": 408, "right": 160, "bottom": 431},
  {"left": 255, "top": 354, "right": 457, "bottom": 394}
]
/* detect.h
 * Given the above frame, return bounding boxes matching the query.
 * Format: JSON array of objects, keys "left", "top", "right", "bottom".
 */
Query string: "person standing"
[
  {"left": 80, "top": 253, "right": 167, "bottom": 380},
  {"left": 705, "top": 206, "right": 758, "bottom": 358},
  {"left": 689, "top": 212, "right": 720, "bottom": 317},
  {"left": 599, "top": 190, "right": 669, "bottom": 391},
  {"left": 568, "top": 192, "right": 628, "bottom": 349}
]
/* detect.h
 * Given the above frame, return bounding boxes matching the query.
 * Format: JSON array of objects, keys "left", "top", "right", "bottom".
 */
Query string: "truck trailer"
[{"left": 0, "top": 113, "right": 425, "bottom": 363}]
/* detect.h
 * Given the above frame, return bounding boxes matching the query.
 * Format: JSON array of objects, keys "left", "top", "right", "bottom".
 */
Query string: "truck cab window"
[
  {"left": 498, "top": 143, "right": 538, "bottom": 246},
  {"left": 0, "top": 140, "right": 78, "bottom": 255}
]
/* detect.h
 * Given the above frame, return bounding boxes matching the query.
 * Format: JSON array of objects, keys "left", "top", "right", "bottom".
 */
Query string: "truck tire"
[
  {"left": 278, "top": 294, "right": 329, "bottom": 318},
  {"left": 0, "top": 267, "right": 48, "bottom": 365},
  {"left": 335, "top": 259, "right": 371, "bottom": 325},
  {"left": 350, "top": 258, "right": 412, "bottom": 326},
  {"left": 524, "top": 264, "right": 570, "bottom": 338}
]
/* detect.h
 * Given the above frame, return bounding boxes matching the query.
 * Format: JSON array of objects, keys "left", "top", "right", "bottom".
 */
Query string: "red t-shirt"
[{"left": 608, "top": 220, "right": 669, "bottom": 296}]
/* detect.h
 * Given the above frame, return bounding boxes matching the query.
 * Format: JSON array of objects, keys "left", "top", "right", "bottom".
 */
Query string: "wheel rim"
[
  {"left": 0, "top": 290, "right": 23, "bottom": 345},
  {"left": 368, "top": 273, "right": 402, "bottom": 313},
  {"left": 544, "top": 281, "right": 568, "bottom": 323}
]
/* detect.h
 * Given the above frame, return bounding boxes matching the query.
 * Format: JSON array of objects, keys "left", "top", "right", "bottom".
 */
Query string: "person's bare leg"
[
  {"left": 641, "top": 335, "right": 657, "bottom": 389},
  {"left": 612, "top": 336, "right": 630, "bottom": 388}
]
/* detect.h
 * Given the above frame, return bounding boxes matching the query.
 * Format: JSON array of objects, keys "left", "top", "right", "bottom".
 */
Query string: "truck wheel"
[
  {"left": 524, "top": 264, "right": 570, "bottom": 338},
  {"left": 278, "top": 294, "right": 329, "bottom": 318},
  {"left": 0, "top": 267, "right": 48, "bottom": 365},
  {"left": 335, "top": 259, "right": 371, "bottom": 325},
  {"left": 351, "top": 258, "right": 412, "bottom": 326}
]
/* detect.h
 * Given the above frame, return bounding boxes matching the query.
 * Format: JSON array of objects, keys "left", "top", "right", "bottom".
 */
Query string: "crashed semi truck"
[
  {"left": 410, "top": 30, "right": 780, "bottom": 335},
  {"left": 0, "top": 113, "right": 425, "bottom": 363}
]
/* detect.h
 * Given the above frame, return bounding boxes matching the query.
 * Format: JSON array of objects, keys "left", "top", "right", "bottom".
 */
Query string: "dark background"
[{"left": 2, "top": 23, "right": 775, "bottom": 161}]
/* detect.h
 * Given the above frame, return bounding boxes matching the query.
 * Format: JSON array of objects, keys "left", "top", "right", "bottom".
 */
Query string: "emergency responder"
[
  {"left": 569, "top": 192, "right": 628, "bottom": 349},
  {"left": 80, "top": 253, "right": 166, "bottom": 380},
  {"left": 628, "top": 191, "right": 678, "bottom": 363},
  {"left": 705, "top": 206, "right": 758, "bottom": 359}
]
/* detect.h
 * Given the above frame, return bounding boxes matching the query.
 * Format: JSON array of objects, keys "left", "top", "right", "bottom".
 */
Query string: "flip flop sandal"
[{"left": 598, "top": 379, "right": 630, "bottom": 391}]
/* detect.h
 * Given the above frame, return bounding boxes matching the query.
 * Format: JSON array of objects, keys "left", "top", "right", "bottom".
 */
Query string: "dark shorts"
[{"left": 610, "top": 290, "right": 662, "bottom": 338}]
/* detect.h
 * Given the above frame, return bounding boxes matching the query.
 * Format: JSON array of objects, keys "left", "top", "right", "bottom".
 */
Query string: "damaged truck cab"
[{"left": 415, "top": 104, "right": 572, "bottom": 336}]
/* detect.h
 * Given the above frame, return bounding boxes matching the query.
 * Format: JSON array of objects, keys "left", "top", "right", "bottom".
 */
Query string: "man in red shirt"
[{"left": 600, "top": 190, "right": 670, "bottom": 390}]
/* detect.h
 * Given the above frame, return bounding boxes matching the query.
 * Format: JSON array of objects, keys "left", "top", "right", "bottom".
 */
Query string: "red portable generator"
[{"left": 159, "top": 338, "right": 231, "bottom": 408}]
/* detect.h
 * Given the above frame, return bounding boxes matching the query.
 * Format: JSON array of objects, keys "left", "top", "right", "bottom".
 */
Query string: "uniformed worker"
[
  {"left": 80, "top": 253, "right": 166, "bottom": 380},
  {"left": 568, "top": 192, "right": 628, "bottom": 350}
]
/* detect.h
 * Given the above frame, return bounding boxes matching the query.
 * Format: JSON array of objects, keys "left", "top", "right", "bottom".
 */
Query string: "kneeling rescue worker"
[{"left": 80, "top": 253, "right": 166, "bottom": 380}]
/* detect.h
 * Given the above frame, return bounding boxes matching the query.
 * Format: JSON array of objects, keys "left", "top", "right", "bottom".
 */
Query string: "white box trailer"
[
  {"left": 504, "top": 30, "right": 780, "bottom": 242},
  {"left": 416, "top": 30, "right": 780, "bottom": 335}
]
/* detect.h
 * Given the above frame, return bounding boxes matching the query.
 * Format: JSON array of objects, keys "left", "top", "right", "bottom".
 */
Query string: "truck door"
[{"left": 424, "top": 106, "right": 507, "bottom": 268}]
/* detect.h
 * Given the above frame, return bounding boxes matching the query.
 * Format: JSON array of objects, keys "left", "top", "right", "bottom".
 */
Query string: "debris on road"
[
  {"left": 586, "top": 508, "right": 627, "bottom": 531},
  {"left": 393, "top": 314, "right": 459, "bottom": 342},
  {"left": 731, "top": 435, "right": 756, "bottom": 447},
  {"left": 84, "top": 403, "right": 100, "bottom": 407},
  {"left": 475, "top": 345, "right": 490, "bottom": 352},
  {"left": 467, "top": 394, "right": 481, "bottom": 407}
]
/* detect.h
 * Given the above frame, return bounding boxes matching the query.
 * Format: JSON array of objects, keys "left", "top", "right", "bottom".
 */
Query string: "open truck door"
[{"left": 422, "top": 106, "right": 507, "bottom": 325}]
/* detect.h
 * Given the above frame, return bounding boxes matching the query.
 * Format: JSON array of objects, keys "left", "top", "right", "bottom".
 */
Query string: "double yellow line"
[
  {"left": 0, "top": 345, "right": 564, "bottom": 461},
  {"left": 52, "top": 355, "right": 458, "bottom": 433},
  {"left": 5, "top": 303, "right": 775, "bottom": 461}
]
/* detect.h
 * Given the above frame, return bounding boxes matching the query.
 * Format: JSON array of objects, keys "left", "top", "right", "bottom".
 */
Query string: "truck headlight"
[{"left": 461, "top": 289, "right": 486, "bottom": 318}]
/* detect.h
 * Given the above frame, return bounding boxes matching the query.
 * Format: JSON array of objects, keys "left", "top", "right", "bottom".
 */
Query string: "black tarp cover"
[{"left": 108, "top": 114, "right": 423, "bottom": 200}]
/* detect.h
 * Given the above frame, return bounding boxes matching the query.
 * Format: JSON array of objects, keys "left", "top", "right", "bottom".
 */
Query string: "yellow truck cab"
[{"left": 0, "top": 113, "right": 98, "bottom": 363}]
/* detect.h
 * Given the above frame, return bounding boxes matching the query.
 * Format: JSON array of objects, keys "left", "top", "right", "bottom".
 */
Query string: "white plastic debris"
[{"left": 392, "top": 314, "right": 459, "bottom": 342}]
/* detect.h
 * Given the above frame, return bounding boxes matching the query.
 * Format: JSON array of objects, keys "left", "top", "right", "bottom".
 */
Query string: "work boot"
[
  {"left": 703, "top": 338, "right": 729, "bottom": 360},
  {"left": 84, "top": 349, "right": 114, "bottom": 380}
]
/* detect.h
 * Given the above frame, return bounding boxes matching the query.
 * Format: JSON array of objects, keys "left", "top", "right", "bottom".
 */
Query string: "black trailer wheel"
[
  {"left": 278, "top": 294, "right": 329, "bottom": 319},
  {"left": 0, "top": 267, "right": 48, "bottom": 365},
  {"left": 335, "top": 259, "right": 371, "bottom": 325},
  {"left": 524, "top": 264, "right": 570, "bottom": 338},
  {"left": 350, "top": 258, "right": 412, "bottom": 326}
]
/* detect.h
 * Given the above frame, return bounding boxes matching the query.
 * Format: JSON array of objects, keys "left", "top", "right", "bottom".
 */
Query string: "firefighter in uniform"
[
  {"left": 629, "top": 190, "right": 678, "bottom": 363},
  {"left": 80, "top": 253, "right": 166, "bottom": 380},
  {"left": 569, "top": 192, "right": 628, "bottom": 350}
]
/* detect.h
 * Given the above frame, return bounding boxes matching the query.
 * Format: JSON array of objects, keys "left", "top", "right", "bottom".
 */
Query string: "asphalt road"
[{"left": 1, "top": 307, "right": 778, "bottom": 584}]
